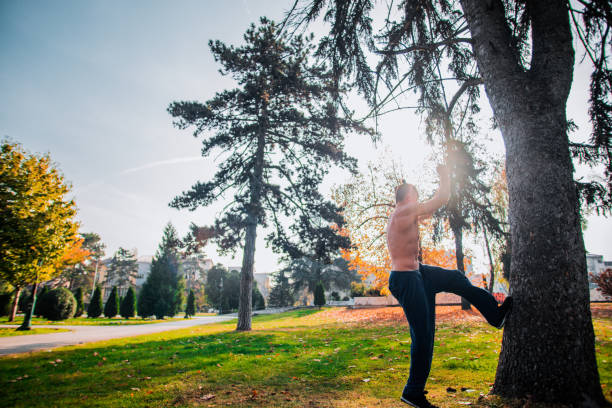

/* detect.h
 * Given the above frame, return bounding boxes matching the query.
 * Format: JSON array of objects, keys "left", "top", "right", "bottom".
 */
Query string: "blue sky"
[{"left": 1, "top": 0, "right": 610, "bottom": 273}]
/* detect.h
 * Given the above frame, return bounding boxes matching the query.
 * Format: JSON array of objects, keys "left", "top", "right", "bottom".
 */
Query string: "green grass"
[
  {"left": 0, "top": 315, "right": 186, "bottom": 326},
  {"left": 0, "top": 327, "right": 72, "bottom": 337},
  {"left": 0, "top": 308, "right": 610, "bottom": 407}
]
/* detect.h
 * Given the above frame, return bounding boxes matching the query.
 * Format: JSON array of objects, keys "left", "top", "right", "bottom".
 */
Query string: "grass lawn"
[
  {"left": 1, "top": 306, "right": 610, "bottom": 407},
  {"left": 0, "top": 315, "right": 187, "bottom": 326},
  {"left": 0, "top": 327, "right": 72, "bottom": 337}
]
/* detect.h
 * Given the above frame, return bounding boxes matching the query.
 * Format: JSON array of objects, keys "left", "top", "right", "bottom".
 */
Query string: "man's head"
[{"left": 396, "top": 181, "right": 418, "bottom": 204}]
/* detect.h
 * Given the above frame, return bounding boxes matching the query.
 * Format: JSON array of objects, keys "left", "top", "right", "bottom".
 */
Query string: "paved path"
[{"left": 0, "top": 315, "right": 236, "bottom": 356}]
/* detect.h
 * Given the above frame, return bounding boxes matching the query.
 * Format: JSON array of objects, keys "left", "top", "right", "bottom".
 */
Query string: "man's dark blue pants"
[{"left": 388, "top": 264, "right": 501, "bottom": 395}]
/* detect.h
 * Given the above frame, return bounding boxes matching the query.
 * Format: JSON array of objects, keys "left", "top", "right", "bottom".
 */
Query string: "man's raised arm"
[{"left": 417, "top": 165, "right": 450, "bottom": 218}]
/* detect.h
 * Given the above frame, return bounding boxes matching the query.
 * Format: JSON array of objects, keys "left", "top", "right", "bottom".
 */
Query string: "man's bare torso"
[{"left": 386, "top": 203, "right": 420, "bottom": 271}]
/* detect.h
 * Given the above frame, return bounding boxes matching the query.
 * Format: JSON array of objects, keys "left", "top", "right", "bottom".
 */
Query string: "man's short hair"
[{"left": 396, "top": 182, "right": 416, "bottom": 204}]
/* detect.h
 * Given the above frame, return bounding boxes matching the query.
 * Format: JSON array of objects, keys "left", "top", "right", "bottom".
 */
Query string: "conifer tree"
[
  {"left": 185, "top": 289, "right": 196, "bottom": 318},
  {"left": 252, "top": 281, "right": 265, "bottom": 311},
  {"left": 87, "top": 284, "right": 103, "bottom": 318},
  {"left": 120, "top": 286, "right": 136, "bottom": 319},
  {"left": 104, "top": 286, "right": 119, "bottom": 318},
  {"left": 73, "top": 287, "right": 84, "bottom": 317},
  {"left": 314, "top": 281, "right": 325, "bottom": 309},
  {"left": 168, "top": 18, "right": 370, "bottom": 331},
  {"left": 137, "top": 223, "right": 184, "bottom": 319},
  {"left": 104, "top": 247, "right": 139, "bottom": 295},
  {"left": 268, "top": 268, "right": 294, "bottom": 308}
]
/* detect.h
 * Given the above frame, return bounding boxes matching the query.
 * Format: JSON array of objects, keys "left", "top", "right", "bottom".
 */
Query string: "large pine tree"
[
  {"left": 168, "top": 18, "right": 370, "bottom": 331},
  {"left": 137, "top": 223, "right": 184, "bottom": 319}
]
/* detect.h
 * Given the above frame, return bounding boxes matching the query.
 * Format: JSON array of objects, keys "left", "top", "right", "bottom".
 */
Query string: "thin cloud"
[{"left": 120, "top": 156, "right": 204, "bottom": 174}]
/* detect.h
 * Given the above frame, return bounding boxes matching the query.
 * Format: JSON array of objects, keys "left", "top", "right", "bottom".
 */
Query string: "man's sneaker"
[
  {"left": 401, "top": 390, "right": 439, "bottom": 408},
  {"left": 494, "top": 296, "right": 513, "bottom": 329}
]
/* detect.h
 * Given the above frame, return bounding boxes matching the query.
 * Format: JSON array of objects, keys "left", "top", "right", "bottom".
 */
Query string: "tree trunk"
[
  {"left": 236, "top": 108, "right": 266, "bottom": 331},
  {"left": 237, "top": 220, "right": 256, "bottom": 331},
  {"left": 8, "top": 287, "right": 21, "bottom": 322},
  {"left": 461, "top": 0, "right": 605, "bottom": 404},
  {"left": 483, "top": 228, "right": 495, "bottom": 294},
  {"left": 17, "top": 282, "right": 38, "bottom": 331},
  {"left": 452, "top": 224, "right": 471, "bottom": 310}
]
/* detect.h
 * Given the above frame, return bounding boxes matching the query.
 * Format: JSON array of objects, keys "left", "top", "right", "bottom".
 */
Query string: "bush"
[
  {"left": 18, "top": 287, "right": 32, "bottom": 313},
  {"left": 40, "top": 288, "right": 77, "bottom": 321},
  {"left": 87, "top": 285, "right": 103, "bottom": 318},
  {"left": 120, "top": 287, "right": 136, "bottom": 319},
  {"left": 34, "top": 285, "right": 50, "bottom": 317},
  {"left": 104, "top": 286, "right": 119, "bottom": 318},
  {"left": 342, "top": 295, "right": 350, "bottom": 301},
  {"left": 314, "top": 281, "right": 325, "bottom": 308},
  {"left": 0, "top": 292, "right": 14, "bottom": 317},
  {"left": 73, "top": 287, "right": 84, "bottom": 317},
  {"left": 330, "top": 291, "right": 340, "bottom": 301},
  {"left": 350, "top": 282, "right": 366, "bottom": 297},
  {"left": 591, "top": 268, "right": 612, "bottom": 299}
]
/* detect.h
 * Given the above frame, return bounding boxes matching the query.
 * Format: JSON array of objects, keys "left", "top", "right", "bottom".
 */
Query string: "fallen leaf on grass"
[
  {"left": 131, "top": 387, "right": 140, "bottom": 391},
  {"left": 362, "top": 378, "right": 371, "bottom": 382},
  {"left": 201, "top": 393, "right": 215, "bottom": 401}
]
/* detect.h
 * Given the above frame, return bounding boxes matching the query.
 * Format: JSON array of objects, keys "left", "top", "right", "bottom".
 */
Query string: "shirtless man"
[{"left": 386, "top": 165, "right": 513, "bottom": 408}]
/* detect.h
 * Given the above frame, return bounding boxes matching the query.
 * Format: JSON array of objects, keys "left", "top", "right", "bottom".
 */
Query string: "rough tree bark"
[{"left": 461, "top": 0, "right": 605, "bottom": 404}]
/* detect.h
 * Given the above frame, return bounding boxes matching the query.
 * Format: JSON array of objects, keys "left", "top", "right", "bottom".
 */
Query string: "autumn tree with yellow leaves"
[{"left": 0, "top": 140, "right": 81, "bottom": 328}]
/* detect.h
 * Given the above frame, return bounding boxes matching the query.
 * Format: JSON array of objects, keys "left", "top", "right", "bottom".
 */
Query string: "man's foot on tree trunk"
[{"left": 494, "top": 296, "right": 513, "bottom": 329}]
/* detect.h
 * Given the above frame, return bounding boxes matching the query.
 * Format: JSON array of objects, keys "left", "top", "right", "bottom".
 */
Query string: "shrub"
[
  {"left": 73, "top": 287, "right": 84, "bottom": 317},
  {"left": 350, "top": 282, "right": 366, "bottom": 297},
  {"left": 33, "top": 285, "right": 49, "bottom": 317},
  {"left": 591, "top": 268, "right": 612, "bottom": 299},
  {"left": 314, "top": 281, "right": 325, "bottom": 308},
  {"left": 0, "top": 292, "right": 14, "bottom": 317},
  {"left": 330, "top": 291, "right": 340, "bottom": 301},
  {"left": 342, "top": 295, "right": 350, "bottom": 301},
  {"left": 18, "top": 287, "right": 32, "bottom": 313},
  {"left": 120, "top": 287, "right": 136, "bottom": 319},
  {"left": 104, "top": 286, "right": 119, "bottom": 318},
  {"left": 40, "top": 288, "right": 77, "bottom": 321},
  {"left": 87, "top": 285, "right": 103, "bottom": 318}
]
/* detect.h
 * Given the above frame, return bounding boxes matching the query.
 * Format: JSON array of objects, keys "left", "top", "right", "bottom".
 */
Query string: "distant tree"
[
  {"left": 104, "top": 286, "right": 119, "bottom": 318},
  {"left": 268, "top": 268, "right": 294, "bottom": 308},
  {"left": 39, "top": 287, "right": 76, "bottom": 321},
  {"left": 73, "top": 287, "right": 84, "bottom": 317},
  {"left": 314, "top": 281, "right": 325, "bottom": 308},
  {"left": 289, "top": 256, "right": 359, "bottom": 296},
  {"left": 185, "top": 289, "right": 196, "bottom": 318},
  {"left": 0, "top": 140, "right": 80, "bottom": 328},
  {"left": 168, "top": 18, "right": 371, "bottom": 331},
  {"left": 120, "top": 286, "right": 136, "bottom": 319},
  {"left": 252, "top": 281, "right": 266, "bottom": 311},
  {"left": 87, "top": 285, "right": 103, "bottom": 318},
  {"left": 204, "top": 264, "right": 227, "bottom": 312},
  {"left": 137, "top": 223, "right": 184, "bottom": 319},
  {"left": 104, "top": 247, "right": 139, "bottom": 295},
  {"left": 592, "top": 269, "right": 612, "bottom": 300},
  {"left": 55, "top": 232, "right": 106, "bottom": 293}
]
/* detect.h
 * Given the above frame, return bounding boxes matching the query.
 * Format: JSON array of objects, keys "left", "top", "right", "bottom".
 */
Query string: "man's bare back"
[{"left": 386, "top": 165, "right": 450, "bottom": 271}]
